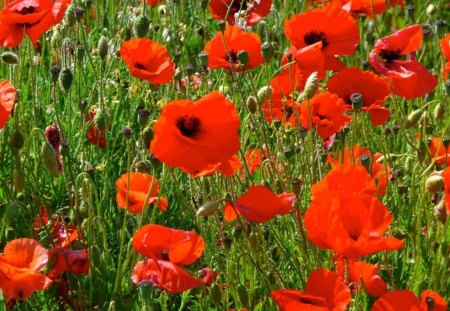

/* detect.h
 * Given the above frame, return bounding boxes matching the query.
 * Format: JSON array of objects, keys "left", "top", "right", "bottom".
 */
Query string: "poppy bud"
[
  {"left": 142, "top": 126, "right": 154, "bottom": 149},
  {"left": 426, "top": 4, "right": 437, "bottom": 16},
  {"left": 133, "top": 15, "right": 150, "bottom": 38},
  {"left": 261, "top": 42, "right": 274, "bottom": 62},
  {"left": 121, "top": 127, "right": 132, "bottom": 139},
  {"left": 218, "top": 85, "right": 230, "bottom": 95},
  {"left": 435, "top": 20, "right": 448, "bottom": 36},
  {"left": 425, "top": 175, "right": 444, "bottom": 193},
  {"left": 406, "top": 5, "right": 415, "bottom": 20},
  {"left": 197, "top": 200, "right": 220, "bottom": 217},
  {"left": 291, "top": 177, "right": 303, "bottom": 196},
  {"left": 237, "top": 50, "right": 249, "bottom": 67},
  {"left": 59, "top": 68, "right": 74, "bottom": 92},
  {"left": 417, "top": 140, "right": 428, "bottom": 163},
  {"left": 158, "top": 5, "right": 167, "bottom": 15},
  {"left": 210, "top": 283, "right": 222, "bottom": 305},
  {"left": 198, "top": 51, "right": 209, "bottom": 67},
  {"left": 403, "top": 109, "right": 422, "bottom": 129},
  {"left": 301, "top": 72, "right": 319, "bottom": 101},
  {"left": 1, "top": 52, "right": 19, "bottom": 65},
  {"left": 14, "top": 169, "right": 25, "bottom": 193},
  {"left": 64, "top": 5, "right": 77, "bottom": 27},
  {"left": 434, "top": 103, "right": 445, "bottom": 120},
  {"left": 237, "top": 284, "right": 250, "bottom": 308},
  {"left": 138, "top": 108, "right": 151, "bottom": 128},
  {"left": 98, "top": 36, "right": 109, "bottom": 61},
  {"left": 9, "top": 130, "right": 24, "bottom": 151},
  {"left": 218, "top": 20, "right": 226, "bottom": 32},
  {"left": 75, "top": 7, "right": 85, "bottom": 20},
  {"left": 376, "top": 153, "right": 399, "bottom": 164},
  {"left": 108, "top": 301, "right": 117, "bottom": 311},
  {"left": 50, "top": 66, "right": 61, "bottom": 83},
  {"left": 349, "top": 92, "right": 364, "bottom": 110},
  {"left": 94, "top": 108, "right": 108, "bottom": 131},
  {"left": 77, "top": 45, "right": 85, "bottom": 62},
  {"left": 246, "top": 96, "right": 257, "bottom": 114},
  {"left": 149, "top": 153, "right": 161, "bottom": 170},
  {"left": 257, "top": 86, "right": 273, "bottom": 104},
  {"left": 41, "top": 142, "right": 61, "bottom": 178},
  {"left": 59, "top": 141, "right": 70, "bottom": 157},
  {"left": 434, "top": 200, "right": 447, "bottom": 224},
  {"left": 249, "top": 231, "right": 259, "bottom": 250}
]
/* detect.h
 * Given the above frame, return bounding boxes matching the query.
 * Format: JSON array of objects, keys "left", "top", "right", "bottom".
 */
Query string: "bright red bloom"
[
  {"left": 372, "top": 290, "right": 447, "bottom": 311},
  {"left": 299, "top": 92, "right": 352, "bottom": 139},
  {"left": 48, "top": 248, "right": 89, "bottom": 279},
  {"left": 115, "top": 172, "right": 167, "bottom": 214},
  {"left": 0, "top": 0, "right": 72, "bottom": 48},
  {"left": 442, "top": 166, "right": 450, "bottom": 214},
  {"left": 198, "top": 267, "right": 219, "bottom": 286},
  {"left": 0, "top": 80, "right": 15, "bottom": 130},
  {"left": 132, "top": 224, "right": 205, "bottom": 266},
  {"left": 203, "top": 25, "right": 264, "bottom": 72},
  {"left": 209, "top": 0, "right": 272, "bottom": 26},
  {"left": 232, "top": 185, "right": 295, "bottom": 223},
  {"left": 192, "top": 154, "right": 242, "bottom": 178},
  {"left": 150, "top": 91, "right": 240, "bottom": 175},
  {"left": 304, "top": 164, "right": 403, "bottom": 258},
  {"left": 337, "top": 0, "right": 386, "bottom": 16},
  {"left": 271, "top": 268, "right": 351, "bottom": 311},
  {"left": 326, "top": 68, "right": 390, "bottom": 126},
  {"left": 87, "top": 126, "right": 106, "bottom": 148},
  {"left": 369, "top": 24, "right": 438, "bottom": 99},
  {"left": 0, "top": 239, "right": 53, "bottom": 301},
  {"left": 440, "top": 34, "right": 450, "bottom": 80},
  {"left": 284, "top": 2, "right": 360, "bottom": 70},
  {"left": 428, "top": 137, "right": 450, "bottom": 166},
  {"left": 119, "top": 38, "right": 175, "bottom": 86},
  {"left": 145, "top": 0, "right": 163, "bottom": 5}
]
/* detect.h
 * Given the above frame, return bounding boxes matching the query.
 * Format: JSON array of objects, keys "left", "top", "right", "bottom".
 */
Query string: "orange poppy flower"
[
  {"left": 119, "top": 38, "right": 175, "bottom": 86},
  {"left": 232, "top": 185, "right": 295, "bottom": 223},
  {"left": 441, "top": 166, "right": 450, "bottom": 214},
  {"left": 0, "top": 238, "right": 53, "bottom": 301},
  {"left": 203, "top": 25, "right": 264, "bottom": 72},
  {"left": 48, "top": 248, "right": 89, "bottom": 279},
  {"left": 132, "top": 259, "right": 203, "bottom": 294},
  {"left": 369, "top": 24, "right": 438, "bottom": 99},
  {"left": 209, "top": 0, "right": 272, "bottom": 26},
  {"left": 0, "top": 0, "right": 72, "bottom": 48},
  {"left": 86, "top": 108, "right": 107, "bottom": 148},
  {"left": 271, "top": 268, "right": 351, "bottom": 311},
  {"left": 326, "top": 68, "right": 390, "bottom": 126},
  {"left": 192, "top": 154, "right": 242, "bottom": 178},
  {"left": 299, "top": 92, "right": 352, "bottom": 139},
  {"left": 150, "top": 91, "right": 241, "bottom": 175},
  {"left": 328, "top": 145, "right": 393, "bottom": 196},
  {"left": 281, "top": 43, "right": 326, "bottom": 80},
  {"left": 304, "top": 164, "right": 403, "bottom": 258},
  {"left": 0, "top": 80, "right": 15, "bottom": 130},
  {"left": 145, "top": 0, "right": 163, "bottom": 5},
  {"left": 284, "top": 2, "right": 360, "bottom": 70},
  {"left": 372, "top": 289, "right": 447, "bottom": 311},
  {"left": 440, "top": 34, "right": 450, "bottom": 80},
  {"left": 132, "top": 224, "right": 205, "bottom": 266},
  {"left": 115, "top": 172, "right": 168, "bottom": 214},
  {"left": 337, "top": 0, "right": 387, "bottom": 16},
  {"left": 428, "top": 137, "right": 450, "bottom": 166}
]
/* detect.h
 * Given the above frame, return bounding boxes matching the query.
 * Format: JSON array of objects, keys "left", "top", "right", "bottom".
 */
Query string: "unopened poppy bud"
[
  {"left": 133, "top": 15, "right": 150, "bottom": 38},
  {"left": 301, "top": 72, "right": 319, "bottom": 100},
  {"left": 406, "top": 5, "right": 415, "bottom": 20},
  {"left": 237, "top": 284, "right": 250, "bottom": 308},
  {"left": 404, "top": 156, "right": 413, "bottom": 172},
  {"left": 218, "top": 20, "right": 226, "bottom": 32},
  {"left": 108, "top": 300, "right": 117, "bottom": 311},
  {"left": 246, "top": 96, "right": 257, "bottom": 114},
  {"left": 376, "top": 153, "right": 399, "bottom": 163},
  {"left": 59, "top": 68, "right": 74, "bottom": 92},
  {"left": 218, "top": 85, "right": 230, "bottom": 95},
  {"left": 422, "top": 24, "right": 432, "bottom": 38},
  {"left": 149, "top": 153, "right": 161, "bottom": 170},
  {"left": 98, "top": 36, "right": 109, "bottom": 60},
  {"left": 261, "top": 42, "right": 274, "bottom": 62},
  {"left": 59, "top": 141, "right": 70, "bottom": 156},
  {"left": 94, "top": 108, "right": 108, "bottom": 131},
  {"left": 198, "top": 51, "right": 209, "bottom": 66},
  {"left": 41, "top": 142, "right": 61, "bottom": 178},
  {"left": 349, "top": 92, "right": 364, "bottom": 110},
  {"left": 121, "top": 127, "right": 132, "bottom": 138},
  {"left": 426, "top": 4, "right": 437, "bottom": 16},
  {"left": 142, "top": 126, "right": 153, "bottom": 149},
  {"left": 291, "top": 177, "right": 303, "bottom": 196},
  {"left": 158, "top": 5, "right": 167, "bottom": 15},
  {"left": 137, "top": 108, "right": 151, "bottom": 128},
  {"left": 50, "top": 66, "right": 61, "bottom": 83},
  {"left": 403, "top": 109, "right": 422, "bottom": 129},
  {"left": 9, "top": 130, "right": 24, "bottom": 151},
  {"left": 425, "top": 175, "right": 444, "bottom": 193},
  {"left": 76, "top": 45, "right": 85, "bottom": 62},
  {"left": 237, "top": 50, "right": 249, "bottom": 67},
  {"left": 249, "top": 231, "right": 259, "bottom": 250},
  {"left": 1, "top": 52, "right": 19, "bottom": 65},
  {"left": 257, "top": 86, "right": 273, "bottom": 104},
  {"left": 64, "top": 5, "right": 77, "bottom": 27},
  {"left": 359, "top": 154, "right": 371, "bottom": 170},
  {"left": 14, "top": 169, "right": 25, "bottom": 193},
  {"left": 434, "top": 200, "right": 447, "bottom": 224},
  {"left": 210, "top": 283, "right": 222, "bottom": 305},
  {"left": 434, "top": 103, "right": 445, "bottom": 120},
  {"left": 197, "top": 200, "right": 220, "bottom": 217}
]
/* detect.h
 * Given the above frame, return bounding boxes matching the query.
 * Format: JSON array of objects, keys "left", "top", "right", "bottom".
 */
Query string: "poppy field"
[{"left": 1, "top": 0, "right": 450, "bottom": 310}]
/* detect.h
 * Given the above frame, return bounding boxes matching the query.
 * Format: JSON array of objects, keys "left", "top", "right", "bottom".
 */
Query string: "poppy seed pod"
[
  {"left": 246, "top": 96, "right": 258, "bottom": 114},
  {"left": 257, "top": 86, "right": 273, "bottom": 104},
  {"left": 0, "top": 52, "right": 19, "bottom": 65},
  {"left": 196, "top": 201, "right": 220, "bottom": 217},
  {"left": 425, "top": 175, "right": 444, "bottom": 193},
  {"left": 403, "top": 109, "right": 423, "bottom": 129},
  {"left": 41, "top": 142, "right": 61, "bottom": 178},
  {"left": 59, "top": 68, "right": 74, "bottom": 92},
  {"left": 350, "top": 93, "right": 364, "bottom": 110},
  {"left": 133, "top": 15, "right": 150, "bottom": 38},
  {"left": 261, "top": 42, "right": 274, "bottom": 62},
  {"left": 98, "top": 36, "right": 109, "bottom": 60}
]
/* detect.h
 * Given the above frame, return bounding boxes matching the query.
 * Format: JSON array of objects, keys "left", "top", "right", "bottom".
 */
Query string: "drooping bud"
[
  {"left": 50, "top": 66, "right": 61, "bottom": 83},
  {"left": 64, "top": 5, "right": 77, "bottom": 27},
  {"left": 246, "top": 96, "right": 258, "bottom": 114},
  {"left": 45, "top": 124, "right": 62, "bottom": 150},
  {"left": 196, "top": 201, "right": 220, "bottom": 217},
  {"left": 434, "top": 200, "right": 447, "bottom": 224},
  {"left": 9, "top": 130, "right": 24, "bottom": 151},
  {"left": 425, "top": 175, "right": 444, "bottom": 193},
  {"left": 300, "top": 72, "right": 319, "bottom": 101},
  {"left": 134, "top": 15, "right": 150, "bottom": 38},
  {"left": 237, "top": 284, "right": 250, "bottom": 308},
  {"left": 434, "top": 103, "right": 445, "bottom": 120},
  {"left": 426, "top": 4, "right": 437, "bottom": 16},
  {"left": 142, "top": 126, "right": 153, "bottom": 149},
  {"left": 98, "top": 36, "right": 109, "bottom": 60},
  {"left": 41, "top": 142, "right": 61, "bottom": 178},
  {"left": 1, "top": 52, "right": 19, "bottom": 65},
  {"left": 121, "top": 127, "right": 132, "bottom": 139},
  {"left": 210, "top": 283, "right": 223, "bottom": 305},
  {"left": 59, "top": 68, "right": 74, "bottom": 92},
  {"left": 256, "top": 86, "right": 273, "bottom": 104},
  {"left": 403, "top": 109, "right": 422, "bottom": 129}
]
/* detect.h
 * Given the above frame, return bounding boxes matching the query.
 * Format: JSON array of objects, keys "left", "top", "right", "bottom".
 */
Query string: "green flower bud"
[
  {"left": 133, "top": 15, "right": 150, "bottom": 38},
  {"left": 59, "top": 68, "right": 74, "bottom": 92},
  {"left": 1, "top": 52, "right": 19, "bottom": 65}
]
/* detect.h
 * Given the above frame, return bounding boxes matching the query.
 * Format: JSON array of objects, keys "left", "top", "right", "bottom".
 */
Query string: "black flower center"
[
  {"left": 304, "top": 30, "right": 328, "bottom": 48},
  {"left": 226, "top": 51, "right": 238, "bottom": 64},
  {"left": 135, "top": 63, "right": 147, "bottom": 70},
  {"left": 231, "top": 0, "right": 248, "bottom": 11},
  {"left": 378, "top": 49, "right": 402, "bottom": 62},
  {"left": 18, "top": 7, "right": 36, "bottom": 15},
  {"left": 176, "top": 115, "right": 201, "bottom": 138},
  {"left": 284, "top": 106, "right": 293, "bottom": 119},
  {"left": 161, "top": 250, "right": 170, "bottom": 261}
]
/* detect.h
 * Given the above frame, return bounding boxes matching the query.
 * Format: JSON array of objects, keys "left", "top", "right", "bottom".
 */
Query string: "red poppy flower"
[
  {"left": 0, "top": 80, "right": 15, "bottom": 130},
  {"left": 441, "top": 166, "right": 450, "bottom": 214},
  {"left": 304, "top": 164, "right": 403, "bottom": 258},
  {"left": 271, "top": 268, "right": 351, "bottom": 311},
  {"left": 119, "top": 38, "right": 175, "bottom": 86},
  {"left": 209, "top": 0, "right": 272, "bottom": 26},
  {"left": 48, "top": 248, "right": 89, "bottom": 279},
  {"left": 372, "top": 289, "right": 447, "bottom": 311},
  {"left": 369, "top": 24, "right": 438, "bottom": 99},
  {"left": 337, "top": 0, "right": 386, "bottom": 16},
  {"left": 150, "top": 91, "right": 241, "bottom": 175},
  {"left": 132, "top": 259, "right": 203, "bottom": 294},
  {"left": 428, "top": 137, "right": 450, "bottom": 166},
  {"left": 132, "top": 224, "right": 205, "bottom": 266},
  {"left": 192, "top": 154, "right": 242, "bottom": 178},
  {"left": 326, "top": 68, "right": 390, "bottom": 126},
  {"left": 440, "top": 34, "right": 450, "bottom": 80},
  {"left": 232, "top": 185, "right": 295, "bottom": 223},
  {"left": 282, "top": 43, "right": 326, "bottom": 79},
  {"left": 115, "top": 172, "right": 167, "bottom": 214},
  {"left": 203, "top": 25, "right": 264, "bottom": 72},
  {"left": 145, "top": 0, "right": 163, "bottom": 5},
  {"left": 0, "top": 239, "right": 53, "bottom": 301},
  {"left": 284, "top": 2, "right": 360, "bottom": 70},
  {"left": 328, "top": 145, "right": 393, "bottom": 196},
  {"left": 198, "top": 267, "right": 219, "bottom": 286},
  {"left": 299, "top": 92, "right": 352, "bottom": 139},
  {"left": 0, "top": 0, "right": 72, "bottom": 48}
]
